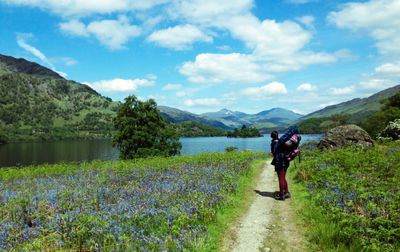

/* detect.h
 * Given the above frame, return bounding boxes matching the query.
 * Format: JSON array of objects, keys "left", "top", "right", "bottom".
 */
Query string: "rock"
[
  {"left": 318, "top": 124, "right": 374, "bottom": 149},
  {"left": 378, "top": 119, "right": 400, "bottom": 140},
  {"left": 191, "top": 126, "right": 203, "bottom": 133}
]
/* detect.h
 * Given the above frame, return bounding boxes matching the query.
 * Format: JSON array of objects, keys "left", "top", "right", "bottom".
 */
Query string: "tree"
[
  {"left": 0, "top": 130, "right": 8, "bottom": 144},
  {"left": 227, "top": 126, "right": 261, "bottom": 138},
  {"left": 362, "top": 91, "right": 400, "bottom": 138},
  {"left": 112, "top": 95, "right": 182, "bottom": 159}
]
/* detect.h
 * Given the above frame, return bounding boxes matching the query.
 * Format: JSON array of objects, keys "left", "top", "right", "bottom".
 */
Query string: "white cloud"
[
  {"left": 146, "top": 74, "right": 158, "bottom": 80},
  {"left": 241, "top": 82, "right": 287, "bottom": 100},
  {"left": 330, "top": 86, "right": 355, "bottom": 95},
  {"left": 176, "top": 91, "right": 188, "bottom": 97},
  {"left": 16, "top": 33, "right": 68, "bottom": 77},
  {"left": 88, "top": 78, "right": 155, "bottom": 92},
  {"left": 87, "top": 16, "right": 141, "bottom": 50},
  {"left": 334, "top": 49, "right": 359, "bottom": 62},
  {"left": 222, "top": 92, "right": 239, "bottom": 102},
  {"left": 60, "top": 57, "right": 78, "bottom": 66},
  {"left": 296, "top": 15, "right": 315, "bottom": 30},
  {"left": 217, "top": 45, "right": 231, "bottom": 50},
  {"left": 147, "top": 24, "right": 213, "bottom": 50},
  {"left": 59, "top": 19, "right": 88, "bottom": 37},
  {"left": 169, "top": 0, "right": 253, "bottom": 26},
  {"left": 356, "top": 62, "right": 400, "bottom": 92},
  {"left": 285, "top": 0, "right": 318, "bottom": 3},
  {"left": 180, "top": 53, "right": 273, "bottom": 84},
  {"left": 16, "top": 33, "right": 54, "bottom": 67},
  {"left": 359, "top": 79, "right": 394, "bottom": 90},
  {"left": 184, "top": 98, "right": 222, "bottom": 107},
  {"left": 328, "top": 0, "right": 400, "bottom": 55},
  {"left": 147, "top": 94, "right": 166, "bottom": 103},
  {"left": 162, "top": 83, "right": 182, "bottom": 91},
  {"left": 374, "top": 62, "right": 400, "bottom": 77},
  {"left": 227, "top": 15, "right": 311, "bottom": 58},
  {"left": 3, "top": 0, "right": 171, "bottom": 16},
  {"left": 60, "top": 16, "right": 141, "bottom": 50},
  {"left": 263, "top": 51, "right": 337, "bottom": 72},
  {"left": 297, "top": 83, "right": 317, "bottom": 91},
  {"left": 176, "top": 7, "right": 337, "bottom": 83}
]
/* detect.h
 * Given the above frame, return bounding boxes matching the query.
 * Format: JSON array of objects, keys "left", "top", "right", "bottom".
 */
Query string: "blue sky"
[{"left": 1, "top": 0, "right": 399, "bottom": 115}]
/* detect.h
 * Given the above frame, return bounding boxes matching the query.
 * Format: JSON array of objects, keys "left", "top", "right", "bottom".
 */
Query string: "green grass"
[
  {"left": 288, "top": 170, "right": 363, "bottom": 251},
  {"left": 0, "top": 151, "right": 268, "bottom": 250},
  {"left": 288, "top": 142, "right": 400, "bottom": 251}
]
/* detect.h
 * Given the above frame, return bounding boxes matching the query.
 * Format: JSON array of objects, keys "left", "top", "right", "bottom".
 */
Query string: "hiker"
[{"left": 270, "top": 126, "right": 298, "bottom": 200}]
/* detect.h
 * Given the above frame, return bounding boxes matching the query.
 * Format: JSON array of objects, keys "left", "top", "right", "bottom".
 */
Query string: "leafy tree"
[
  {"left": 362, "top": 91, "right": 400, "bottom": 138},
  {"left": 227, "top": 125, "right": 262, "bottom": 138},
  {"left": 112, "top": 95, "right": 181, "bottom": 159},
  {"left": 0, "top": 130, "right": 8, "bottom": 144},
  {"left": 225, "top": 146, "right": 238, "bottom": 152}
]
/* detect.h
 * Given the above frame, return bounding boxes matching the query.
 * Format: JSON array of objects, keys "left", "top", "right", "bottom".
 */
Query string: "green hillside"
[
  {"left": 0, "top": 54, "right": 230, "bottom": 142},
  {"left": 0, "top": 54, "right": 120, "bottom": 141},
  {"left": 296, "top": 85, "right": 400, "bottom": 123},
  {"left": 172, "top": 121, "right": 227, "bottom": 137},
  {"left": 296, "top": 86, "right": 400, "bottom": 135}
]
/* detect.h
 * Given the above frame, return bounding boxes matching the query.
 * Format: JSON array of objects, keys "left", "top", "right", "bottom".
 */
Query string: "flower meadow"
[
  {"left": 296, "top": 142, "right": 400, "bottom": 251},
  {"left": 0, "top": 151, "right": 265, "bottom": 250}
]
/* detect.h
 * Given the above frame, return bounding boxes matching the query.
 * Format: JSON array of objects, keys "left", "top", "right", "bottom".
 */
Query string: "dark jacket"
[{"left": 271, "top": 139, "right": 288, "bottom": 169}]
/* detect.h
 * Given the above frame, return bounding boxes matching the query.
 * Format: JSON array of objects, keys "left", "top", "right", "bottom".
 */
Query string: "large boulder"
[
  {"left": 318, "top": 124, "right": 374, "bottom": 149},
  {"left": 378, "top": 119, "right": 400, "bottom": 140}
]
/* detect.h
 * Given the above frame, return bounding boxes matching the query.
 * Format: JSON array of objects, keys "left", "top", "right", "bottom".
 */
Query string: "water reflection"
[{"left": 0, "top": 134, "right": 322, "bottom": 168}]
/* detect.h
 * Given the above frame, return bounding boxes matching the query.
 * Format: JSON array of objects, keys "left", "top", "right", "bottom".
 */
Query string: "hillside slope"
[
  {"left": 296, "top": 84, "right": 400, "bottom": 124},
  {"left": 0, "top": 54, "right": 120, "bottom": 141}
]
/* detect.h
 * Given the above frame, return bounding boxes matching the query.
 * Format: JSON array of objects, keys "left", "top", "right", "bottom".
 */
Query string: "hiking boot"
[
  {"left": 274, "top": 193, "right": 285, "bottom": 201},
  {"left": 284, "top": 192, "right": 291, "bottom": 199}
]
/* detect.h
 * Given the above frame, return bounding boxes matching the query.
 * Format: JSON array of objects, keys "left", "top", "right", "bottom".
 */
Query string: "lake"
[{"left": 0, "top": 134, "right": 322, "bottom": 168}]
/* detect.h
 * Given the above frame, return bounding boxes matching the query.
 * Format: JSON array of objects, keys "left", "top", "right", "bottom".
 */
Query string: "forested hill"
[
  {"left": 0, "top": 54, "right": 120, "bottom": 141},
  {"left": 297, "top": 84, "right": 400, "bottom": 123}
]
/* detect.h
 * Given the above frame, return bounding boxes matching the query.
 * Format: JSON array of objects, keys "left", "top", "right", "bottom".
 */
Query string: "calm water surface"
[{"left": 0, "top": 134, "right": 322, "bottom": 168}]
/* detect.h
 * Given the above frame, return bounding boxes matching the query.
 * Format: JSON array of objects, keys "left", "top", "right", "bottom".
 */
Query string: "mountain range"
[
  {"left": 159, "top": 106, "right": 303, "bottom": 131},
  {"left": 1, "top": 53, "right": 399, "bottom": 140}
]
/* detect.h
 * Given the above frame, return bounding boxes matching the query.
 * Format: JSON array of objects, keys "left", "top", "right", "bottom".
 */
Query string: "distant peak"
[{"left": 220, "top": 108, "right": 233, "bottom": 115}]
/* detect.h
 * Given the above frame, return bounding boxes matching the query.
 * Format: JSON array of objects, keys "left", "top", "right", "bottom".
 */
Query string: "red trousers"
[{"left": 276, "top": 169, "right": 288, "bottom": 195}]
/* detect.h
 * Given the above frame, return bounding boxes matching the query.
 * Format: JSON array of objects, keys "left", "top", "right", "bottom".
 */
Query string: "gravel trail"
[{"left": 223, "top": 161, "right": 306, "bottom": 252}]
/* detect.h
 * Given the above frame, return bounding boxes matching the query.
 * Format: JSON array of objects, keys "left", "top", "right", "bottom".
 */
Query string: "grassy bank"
[
  {"left": 289, "top": 142, "right": 400, "bottom": 251},
  {"left": 0, "top": 151, "right": 267, "bottom": 250}
]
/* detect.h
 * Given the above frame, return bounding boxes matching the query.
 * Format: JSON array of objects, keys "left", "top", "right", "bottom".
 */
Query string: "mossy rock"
[{"left": 318, "top": 124, "right": 374, "bottom": 149}]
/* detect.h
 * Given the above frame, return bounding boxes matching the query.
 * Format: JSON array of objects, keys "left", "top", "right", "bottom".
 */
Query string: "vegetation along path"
[{"left": 224, "top": 161, "right": 307, "bottom": 252}]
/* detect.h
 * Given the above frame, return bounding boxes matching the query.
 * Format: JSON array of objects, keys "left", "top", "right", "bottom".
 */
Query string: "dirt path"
[{"left": 223, "top": 161, "right": 306, "bottom": 252}]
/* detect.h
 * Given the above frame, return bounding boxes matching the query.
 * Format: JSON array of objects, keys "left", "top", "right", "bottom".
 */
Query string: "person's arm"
[{"left": 271, "top": 140, "right": 278, "bottom": 156}]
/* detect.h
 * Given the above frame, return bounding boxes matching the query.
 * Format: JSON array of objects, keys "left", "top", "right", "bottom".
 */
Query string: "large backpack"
[
  {"left": 279, "top": 126, "right": 301, "bottom": 162},
  {"left": 284, "top": 134, "right": 301, "bottom": 161}
]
